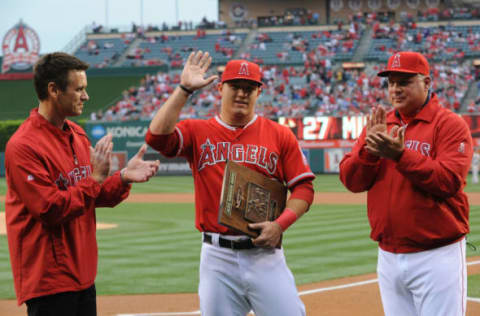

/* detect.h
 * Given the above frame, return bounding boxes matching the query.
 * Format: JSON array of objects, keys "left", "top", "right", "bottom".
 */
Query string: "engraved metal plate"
[
  {"left": 225, "top": 171, "right": 236, "bottom": 216},
  {"left": 244, "top": 182, "right": 270, "bottom": 222}
]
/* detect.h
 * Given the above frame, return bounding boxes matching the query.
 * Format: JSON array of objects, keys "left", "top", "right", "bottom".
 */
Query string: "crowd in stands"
[
  {"left": 79, "top": 6, "right": 480, "bottom": 69},
  {"left": 121, "top": 29, "right": 243, "bottom": 68},
  {"left": 244, "top": 25, "right": 361, "bottom": 65},
  {"left": 417, "top": 7, "right": 480, "bottom": 22},
  {"left": 90, "top": 59, "right": 476, "bottom": 122},
  {"left": 371, "top": 19, "right": 480, "bottom": 61},
  {"left": 81, "top": 6, "right": 480, "bottom": 121}
]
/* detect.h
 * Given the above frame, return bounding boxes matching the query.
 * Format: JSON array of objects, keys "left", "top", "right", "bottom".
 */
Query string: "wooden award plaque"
[{"left": 218, "top": 160, "right": 287, "bottom": 237}]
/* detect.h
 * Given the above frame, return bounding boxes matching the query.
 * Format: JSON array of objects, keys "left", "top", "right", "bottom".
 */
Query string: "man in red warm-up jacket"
[
  {"left": 339, "top": 52, "right": 472, "bottom": 316},
  {"left": 5, "top": 52, "right": 160, "bottom": 316}
]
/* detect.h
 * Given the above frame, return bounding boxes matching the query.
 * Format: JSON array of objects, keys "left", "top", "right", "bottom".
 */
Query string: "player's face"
[
  {"left": 219, "top": 80, "right": 261, "bottom": 125},
  {"left": 387, "top": 73, "right": 430, "bottom": 115},
  {"left": 57, "top": 70, "right": 89, "bottom": 117}
]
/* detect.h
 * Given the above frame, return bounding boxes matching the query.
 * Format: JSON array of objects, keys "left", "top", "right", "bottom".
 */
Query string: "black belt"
[{"left": 203, "top": 233, "right": 255, "bottom": 250}]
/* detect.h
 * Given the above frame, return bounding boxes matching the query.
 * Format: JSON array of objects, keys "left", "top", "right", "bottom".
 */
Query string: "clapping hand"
[
  {"left": 121, "top": 144, "right": 160, "bottom": 183},
  {"left": 365, "top": 124, "right": 406, "bottom": 161},
  {"left": 366, "top": 106, "right": 387, "bottom": 136},
  {"left": 90, "top": 133, "right": 113, "bottom": 184}
]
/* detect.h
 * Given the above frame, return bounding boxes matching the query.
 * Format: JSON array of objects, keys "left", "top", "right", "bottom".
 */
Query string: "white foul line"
[
  {"left": 468, "top": 297, "right": 480, "bottom": 303},
  {"left": 467, "top": 260, "right": 480, "bottom": 266},
  {"left": 298, "top": 278, "right": 378, "bottom": 296},
  {"left": 117, "top": 260, "right": 480, "bottom": 316}
]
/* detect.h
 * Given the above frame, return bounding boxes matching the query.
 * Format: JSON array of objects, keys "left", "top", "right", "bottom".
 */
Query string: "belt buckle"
[{"left": 229, "top": 239, "right": 236, "bottom": 250}]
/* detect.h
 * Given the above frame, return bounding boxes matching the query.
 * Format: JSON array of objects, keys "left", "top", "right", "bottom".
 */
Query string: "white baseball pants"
[
  {"left": 377, "top": 238, "right": 466, "bottom": 316},
  {"left": 199, "top": 233, "right": 305, "bottom": 316}
]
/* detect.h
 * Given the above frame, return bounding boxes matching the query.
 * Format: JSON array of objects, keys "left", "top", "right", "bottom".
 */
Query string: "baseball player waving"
[{"left": 145, "top": 51, "right": 315, "bottom": 316}]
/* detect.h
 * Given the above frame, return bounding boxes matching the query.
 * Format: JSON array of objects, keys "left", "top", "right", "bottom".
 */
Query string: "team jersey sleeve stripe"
[
  {"left": 175, "top": 126, "right": 184, "bottom": 157},
  {"left": 287, "top": 172, "right": 315, "bottom": 188}
]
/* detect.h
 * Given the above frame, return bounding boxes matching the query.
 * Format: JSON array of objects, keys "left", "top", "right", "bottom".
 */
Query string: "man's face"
[
  {"left": 218, "top": 79, "right": 261, "bottom": 123},
  {"left": 387, "top": 72, "right": 430, "bottom": 115},
  {"left": 57, "top": 70, "right": 89, "bottom": 117}
]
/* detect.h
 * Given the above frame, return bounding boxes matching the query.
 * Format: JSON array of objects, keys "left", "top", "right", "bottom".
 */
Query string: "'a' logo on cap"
[
  {"left": 391, "top": 53, "right": 401, "bottom": 68},
  {"left": 238, "top": 62, "right": 249, "bottom": 76}
]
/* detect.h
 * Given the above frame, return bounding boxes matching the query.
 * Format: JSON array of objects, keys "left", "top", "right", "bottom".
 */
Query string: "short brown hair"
[{"left": 33, "top": 52, "right": 89, "bottom": 100}]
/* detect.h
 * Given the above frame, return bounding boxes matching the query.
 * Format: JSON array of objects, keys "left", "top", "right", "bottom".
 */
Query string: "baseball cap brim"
[
  {"left": 377, "top": 69, "right": 420, "bottom": 77},
  {"left": 222, "top": 77, "right": 263, "bottom": 86}
]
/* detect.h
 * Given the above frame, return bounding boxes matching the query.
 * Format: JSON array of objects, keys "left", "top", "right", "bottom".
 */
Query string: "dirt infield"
[
  {"left": 124, "top": 191, "right": 480, "bottom": 205},
  {"left": 124, "top": 192, "right": 369, "bottom": 204},
  {"left": 1, "top": 262, "right": 479, "bottom": 316},
  {"left": 1, "top": 192, "right": 480, "bottom": 315}
]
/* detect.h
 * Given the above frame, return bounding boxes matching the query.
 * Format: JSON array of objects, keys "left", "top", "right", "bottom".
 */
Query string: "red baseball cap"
[
  {"left": 377, "top": 51, "right": 430, "bottom": 77},
  {"left": 221, "top": 59, "right": 263, "bottom": 85}
]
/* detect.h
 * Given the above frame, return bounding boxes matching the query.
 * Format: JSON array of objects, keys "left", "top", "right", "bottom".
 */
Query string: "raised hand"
[
  {"left": 180, "top": 51, "right": 219, "bottom": 91},
  {"left": 366, "top": 106, "right": 387, "bottom": 136},
  {"left": 121, "top": 144, "right": 160, "bottom": 183},
  {"left": 90, "top": 133, "right": 113, "bottom": 184}
]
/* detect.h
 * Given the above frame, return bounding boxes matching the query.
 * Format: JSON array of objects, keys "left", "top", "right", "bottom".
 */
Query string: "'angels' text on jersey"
[
  {"left": 55, "top": 165, "right": 92, "bottom": 190},
  {"left": 198, "top": 138, "right": 279, "bottom": 174},
  {"left": 405, "top": 139, "right": 431, "bottom": 157}
]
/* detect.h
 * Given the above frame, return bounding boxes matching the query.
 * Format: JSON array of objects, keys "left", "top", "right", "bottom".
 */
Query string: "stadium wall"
[
  {"left": 85, "top": 113, "right": 480, "bottom": 175},
  {"left": 219, "top": 0, "right": 447, "bottom": 26},
  {"left": 2, "top": 112, "right": 480, "bottom": 177},
  {"left": 219, "top": 0, "right": 328, "bottom": 25},
  {"left": 85, "top": 120, "right": 341, "bottom": 174},
  {"left": 0, "top": 71, "right": 148, "bottom": 121}
]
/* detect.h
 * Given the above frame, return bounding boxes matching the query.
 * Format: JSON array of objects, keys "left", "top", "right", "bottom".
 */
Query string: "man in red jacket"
[
  {"left": 5, "top": 52, "right": 160, "bottom": 316},
  {"left": 339, "top": 51, "right": 472, "bottom": 316}
]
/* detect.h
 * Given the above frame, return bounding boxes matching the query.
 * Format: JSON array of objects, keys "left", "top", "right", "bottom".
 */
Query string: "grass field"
[{"left": 0, "top": 174, "right": 479, "bottom": 301}]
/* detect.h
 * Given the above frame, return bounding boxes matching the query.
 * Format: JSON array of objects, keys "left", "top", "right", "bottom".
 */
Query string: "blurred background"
[
  {"left": 1, "top": 0, "right": 480, "bottom": 175},
  {"left": 1, "top": 1, "right": 480, "bottom": 315}
]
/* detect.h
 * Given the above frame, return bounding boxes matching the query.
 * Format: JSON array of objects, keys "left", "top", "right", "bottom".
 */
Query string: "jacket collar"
[
  {"left": 29, "top": 108, "right": 74, "bottom": 137},
  {"left": 387, "top": 92, "right": 440, "bottom": 125}
]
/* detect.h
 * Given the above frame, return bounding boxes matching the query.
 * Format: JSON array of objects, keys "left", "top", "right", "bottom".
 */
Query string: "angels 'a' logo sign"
[
  {"left": 391, "top": 53, "right": 401, "bottom": 68},
  {"left": 2, "top": 21, "right": 40, "bottom": 73},
  {"left": 238, "top": 62, "right": 249, "bottom": 76}
]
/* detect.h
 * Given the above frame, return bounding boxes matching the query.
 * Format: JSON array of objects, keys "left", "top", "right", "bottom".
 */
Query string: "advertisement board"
[{"left": 86, "top": 121, "right": 191, "bottom": 175}]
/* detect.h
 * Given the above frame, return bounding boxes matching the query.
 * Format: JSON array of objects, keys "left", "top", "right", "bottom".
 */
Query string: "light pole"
[
  {"left": 140, "top": 0, "right": 144, "bottom": 27},
  {"left": 105, "top": 0, "right": 109, "bottom": 28},
  {"left": 175, "top": 0, "right": 179, "bottom": 27}
]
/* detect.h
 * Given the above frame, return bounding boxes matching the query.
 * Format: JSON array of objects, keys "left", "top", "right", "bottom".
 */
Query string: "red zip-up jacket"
[
  {"left": 5, "top": 109, "right": 131, "bottom": 305},
  {"left": 339, "top": 93, "right": 472, "bottom": 253}
]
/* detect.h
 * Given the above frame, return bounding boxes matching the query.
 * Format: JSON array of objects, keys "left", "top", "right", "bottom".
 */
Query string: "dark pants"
[{"left": 26, "top": 284, "right": 96, "bottom": 316}]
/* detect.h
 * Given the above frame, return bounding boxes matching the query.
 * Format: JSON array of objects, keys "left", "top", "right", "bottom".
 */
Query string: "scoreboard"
[{"left": 278, "top": 115, "right": 367, "bottom": 148}]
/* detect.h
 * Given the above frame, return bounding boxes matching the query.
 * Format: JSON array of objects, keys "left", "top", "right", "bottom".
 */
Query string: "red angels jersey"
[{"left": 161, "top": 115, "right": 314, "bottom": 233}]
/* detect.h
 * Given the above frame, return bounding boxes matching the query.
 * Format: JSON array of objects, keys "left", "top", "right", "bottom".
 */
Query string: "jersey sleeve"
[
  {"left": 5, "top": 141, "right": 102, "bottom": 227},
  {"left": 289, "top": 179, "right": 314, "bottom": 205},
  {"left": 339, "top": 127, "right": 382, "bottom": 193},
  {"left": 280, "top": 126, "right": 315, "bottom": 188},
  {"left": 95, "top": 171, "right": 131, "bottom": 208},
  {"left": 145, "top": 120, "right": 194, "bottom": 159}
]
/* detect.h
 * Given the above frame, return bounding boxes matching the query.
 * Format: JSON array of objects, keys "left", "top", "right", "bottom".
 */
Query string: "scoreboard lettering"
[{"left": 278, "top": 116, "right": 367, "bottom": 141}]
